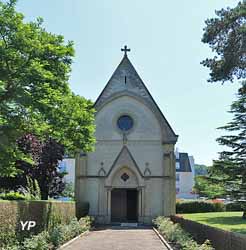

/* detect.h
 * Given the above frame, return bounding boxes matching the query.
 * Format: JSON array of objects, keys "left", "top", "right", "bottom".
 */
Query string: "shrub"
[
  {"left": 176, "top": 200, "right": 225, "bottom": 214},
  {"left": 49, "top": 224, "right": 66, "bottom": 247},
  {"left": 22, "top": 231, "right": 50, "bottom": 250},
  {"left": 226, "top": 202, "right": 244, "bottom": 211},
  {"left": 49, "top": 216, "right": 93, "bottom": 248},
  {"left": 153, "top": 216, "right": 214, "bottom": 250},
  {"left": 79, "top": 215, "right": 94, "bottom": 230},
  {"left": 0, "top": 192, "right": 27, "bottom": 200},
  {"left": 213, "top": 202, "right": 225, "bottom": 212},
  {"left": 2, "top": 216, "right": 92, "bottom": 250},
  {"left": 1, "top": 244, "right": 20, "bottom": 250}
]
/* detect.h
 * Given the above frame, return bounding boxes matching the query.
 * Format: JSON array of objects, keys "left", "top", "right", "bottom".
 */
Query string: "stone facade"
[{"left": 75, "top": 51, "right": 178, "bottom": 224}]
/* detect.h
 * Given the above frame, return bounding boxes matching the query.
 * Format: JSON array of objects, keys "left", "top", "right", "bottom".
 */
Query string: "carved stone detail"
[
  {"left": 144, "top": 168, "right": 151, "bottom": 177},
  {"left": 121, "top": 173, "right": 129, "bottom": 182},
  {"left": 98, "top": 167, "right": 106, "bottom": 176}
]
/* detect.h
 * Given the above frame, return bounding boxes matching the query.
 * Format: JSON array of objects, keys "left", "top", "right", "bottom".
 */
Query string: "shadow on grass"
[{"left": 198, "top": 215, "right": 246, "bottom": 234}]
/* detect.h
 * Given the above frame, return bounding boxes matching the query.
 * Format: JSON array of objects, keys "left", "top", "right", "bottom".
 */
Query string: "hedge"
[
  {"left": 225, "top": 202, "right": 244, "bottom": 211},
  {"left": 176, "top": 200, "right": 244, "bottom": 214},
  {"left": 2, "top": 216, "right": 94, "bottom": 250},
  {"left": 176, "top": 200, "right": 225, "bottom": 214},
  {"left": 0, "top": 200, "right": 89, "bottom": 247}
]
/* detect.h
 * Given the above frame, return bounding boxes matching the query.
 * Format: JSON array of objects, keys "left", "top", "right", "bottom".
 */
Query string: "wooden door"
[{"left": 111, "top": 189, "right": 127, "bottom": 222}]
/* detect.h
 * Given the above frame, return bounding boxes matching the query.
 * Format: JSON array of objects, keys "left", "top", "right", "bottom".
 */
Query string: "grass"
[{"left": 182, "top": 211, "right": 246, "bottom": 234}]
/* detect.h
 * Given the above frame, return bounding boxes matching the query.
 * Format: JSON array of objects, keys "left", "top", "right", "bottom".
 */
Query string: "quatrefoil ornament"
[{"left": 121, "top": 173, "right": 129, "bottom": 182}]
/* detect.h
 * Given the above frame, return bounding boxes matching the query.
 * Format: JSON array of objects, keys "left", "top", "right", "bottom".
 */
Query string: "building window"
[
  {"left": 176, "top": 173, "right": 180, "bottom": 181},
  {"left": 176, "top": 187, "right": 180, "bottom": 194},
  {"left": 176, "top": 162, "right": 180, "bottom": 170},
  {"left": 117, "top": 115, "right": 134, "bottom": 131}
]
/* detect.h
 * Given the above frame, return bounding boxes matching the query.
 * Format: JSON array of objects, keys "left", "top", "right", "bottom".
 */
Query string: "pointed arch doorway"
[
  {"left": 106, "top": 165, "right": 144, "bottom": 223},
  {"left": 111, "top": 188, "right": 138, "bottom": 222}
]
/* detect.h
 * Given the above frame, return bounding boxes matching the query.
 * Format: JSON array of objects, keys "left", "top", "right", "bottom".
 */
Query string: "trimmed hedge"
[
  {"left": 0, "top": 200, "right": 76, "bottom": 247},
  {"left": 176, "top": 200, "right": 244, "bottom": 214},
  {"left": 225, "top": 202, "right": 244, "bottom": 211},
  {"left": 176, "top": 200, "right": 225, "bottom": 214}
]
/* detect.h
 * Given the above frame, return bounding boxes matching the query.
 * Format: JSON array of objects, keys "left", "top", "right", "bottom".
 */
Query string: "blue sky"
[{"left": 16, "top": 0, "right": 240, "bottom": 165}]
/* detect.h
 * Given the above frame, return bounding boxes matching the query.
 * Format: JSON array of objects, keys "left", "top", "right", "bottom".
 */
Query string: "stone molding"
[
  {"left": 77, "top": 175, "right": 172, "bottom": 179},
  {"left": 96, "top": 140, "right": 162, "bottom": 146}
]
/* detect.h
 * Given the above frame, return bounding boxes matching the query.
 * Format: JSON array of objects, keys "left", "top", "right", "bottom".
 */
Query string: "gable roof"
[
  {"left": 94, "top": 54, "right": 178, "bottom": 143},
  {"left": 176, "top": 153, "right": 192, "bottom": 172},
  {"left": 107, "top": 145, "right": 143, "bottom": 178}
]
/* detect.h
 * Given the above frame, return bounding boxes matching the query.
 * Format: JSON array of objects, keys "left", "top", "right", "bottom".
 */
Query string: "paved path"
[{"left": 63, "top": 227, "right": 168, "bottom": 250}]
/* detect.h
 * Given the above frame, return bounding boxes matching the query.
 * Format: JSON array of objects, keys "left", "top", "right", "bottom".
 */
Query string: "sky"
[{"left": 15, "top": 0, "right": 240, "bottom": 165}]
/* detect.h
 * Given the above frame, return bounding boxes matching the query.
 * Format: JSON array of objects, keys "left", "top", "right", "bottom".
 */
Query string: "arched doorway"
[
  {"left": 111, "top": 188, "right": 138, "bottom": 222},
  {"left": 109, "top": 166, "right": 139, "bottom": 223}
]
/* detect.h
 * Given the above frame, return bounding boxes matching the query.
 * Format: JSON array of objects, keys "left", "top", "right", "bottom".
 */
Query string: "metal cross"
[{"left": 121, "top": 45, "right": 131, "bottom": 56}]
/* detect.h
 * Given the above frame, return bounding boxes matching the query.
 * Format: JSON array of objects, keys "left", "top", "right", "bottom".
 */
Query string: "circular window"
[{"left": 117, "top": 115, "right": 134, "bottom": 132}]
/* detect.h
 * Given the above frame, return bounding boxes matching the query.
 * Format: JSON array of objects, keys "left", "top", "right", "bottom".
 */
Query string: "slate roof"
[
  {"left": 176, "top": 153, "right": 192, "bottom": 172},
  {"left": 94, "top": 54, "right": 178, "bottom": 143}
]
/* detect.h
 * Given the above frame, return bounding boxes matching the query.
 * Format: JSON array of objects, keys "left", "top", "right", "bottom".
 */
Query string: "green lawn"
[{"left": 182, "top": 212, "right": 246, "bottom": 234}]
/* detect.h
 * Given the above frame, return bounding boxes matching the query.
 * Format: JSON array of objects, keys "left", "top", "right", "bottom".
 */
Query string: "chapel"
[{"left": 75, "top": 46, "right": 178, "bottom": 224}]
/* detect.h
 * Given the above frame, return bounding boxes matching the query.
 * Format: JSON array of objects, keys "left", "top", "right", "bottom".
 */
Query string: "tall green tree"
[
  {"left": 209, "top": 83, "right": 246, "bottom": 218},
  {"left": 201, "top": 1, "right": 246, "bottom": 83},
  {"left": 193, "top": 175, "right": 226, "bottom": 199},
  {"left": 194, "top": 164, "right": 208, "bottom": 176},
  {"left": 202, "top": 0, "right": 246, "bottom": 218},
  {"left": 0, "top": 0, "right": 95, "bottom": 176}
]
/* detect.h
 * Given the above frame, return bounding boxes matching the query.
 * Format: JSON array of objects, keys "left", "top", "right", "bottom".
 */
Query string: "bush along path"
[
  {"left": 1, "top": 216, "right": 93, "bottom": 250},
  {"left": 153, "top": 217, "right": 214, "bottom": 250}
]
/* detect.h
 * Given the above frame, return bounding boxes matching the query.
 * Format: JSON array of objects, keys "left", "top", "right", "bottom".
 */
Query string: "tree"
[
  {"left": 193, "top": 175, "right": 226, "bottom": 199},
  {"left": 194, "top": 164, "right": 208, "bottom": 176},
  {"left": 61, "top": 183, "right": 75, "bottom": 200},
  {"left": 201, "top": 1, "right": 246, "bottom": 83},
  {"left": 208, "top": 83, "right": 246, "bottom": 218},
  {"left": 0, "top": 133, "right": 66, "bottom": 199},
  {"left": 0, "top": 0, "right": 95, "bottom": 176}
]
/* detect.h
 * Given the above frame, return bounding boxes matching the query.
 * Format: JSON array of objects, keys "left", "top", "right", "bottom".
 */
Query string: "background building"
[
  {"left": 58, "top": 157, "right": 75, "bottom": 184},
  {"left": 175, "top": 149, "right": 197, "bottom": 199}
]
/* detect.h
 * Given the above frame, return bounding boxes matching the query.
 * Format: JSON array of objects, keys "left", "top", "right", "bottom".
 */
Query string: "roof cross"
[{"left": 121, "top": 45, "right": 130, "bottom": 56}]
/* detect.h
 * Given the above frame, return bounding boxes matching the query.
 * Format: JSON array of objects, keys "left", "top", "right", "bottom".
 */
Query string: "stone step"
[{"left": 120, "top": 222, "right": 138, "bottom": 227}]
